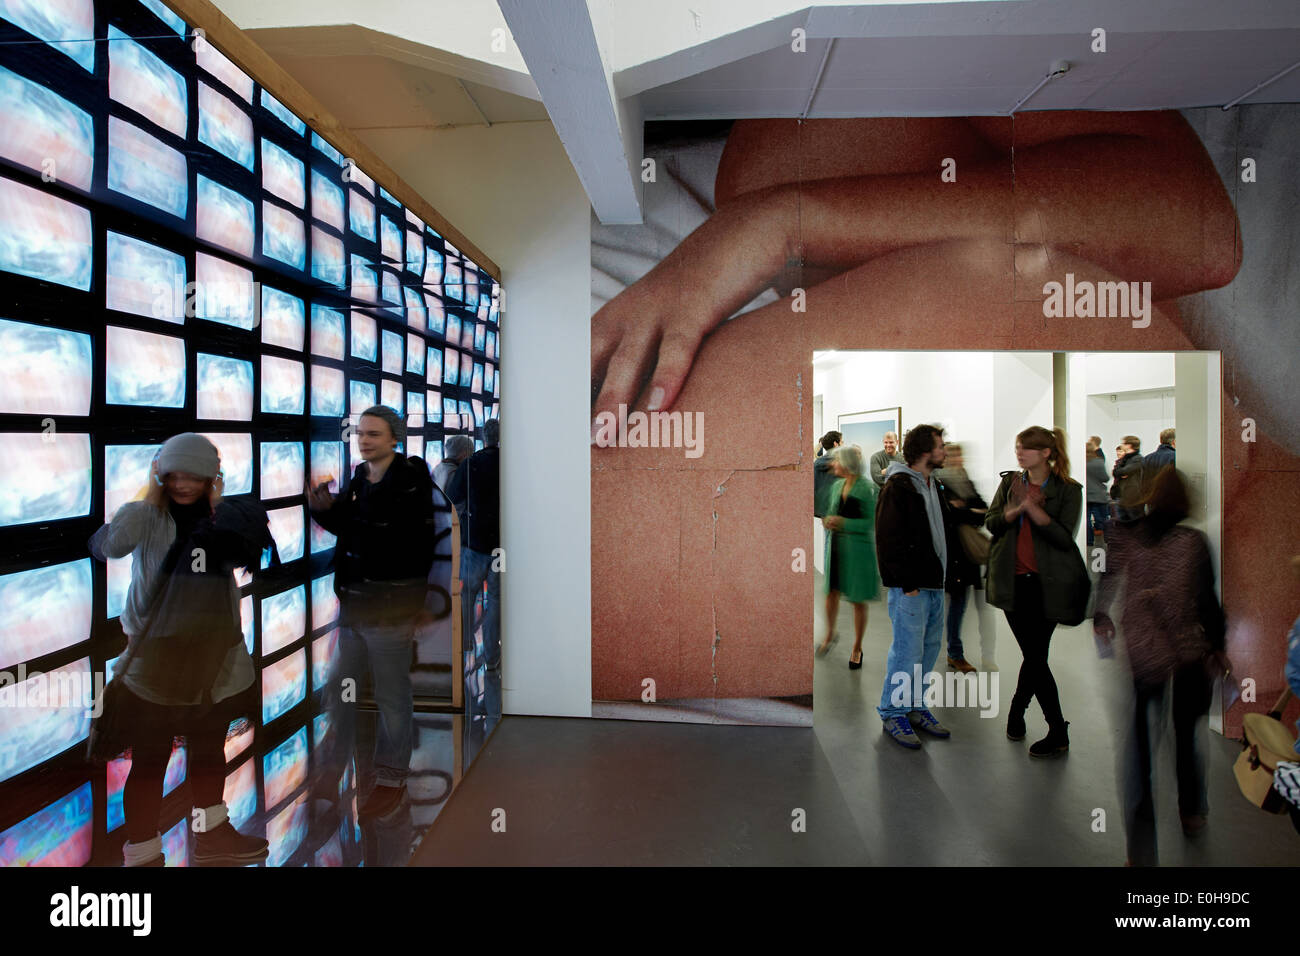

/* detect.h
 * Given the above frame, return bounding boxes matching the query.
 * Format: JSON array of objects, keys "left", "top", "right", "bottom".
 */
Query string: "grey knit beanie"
[
  {"left": 157, "top": 432, "right": 220, "bottom": 478},
  {"left": 359, "top": 404, "right": 406, "bottom": 441}
]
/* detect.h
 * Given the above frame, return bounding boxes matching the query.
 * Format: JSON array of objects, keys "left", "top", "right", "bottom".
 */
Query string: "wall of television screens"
[{"left": 0, "top": 0, "right": 501, "bottom": 865}]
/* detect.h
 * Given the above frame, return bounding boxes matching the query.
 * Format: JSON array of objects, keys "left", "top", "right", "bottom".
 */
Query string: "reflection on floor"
[{"left": 410, "top": 575, "right": 1298, "bottom": 866}]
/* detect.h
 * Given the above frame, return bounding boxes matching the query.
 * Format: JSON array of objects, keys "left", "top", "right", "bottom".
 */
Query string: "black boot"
[
  {"left": 1029, "top": 721, "right": 1070, "bottom": 758},
  {"left": 1006, "top": 698, "right": 1029, "bottom": 741},
  {"left": 194, "top": 821, "right": 270, "bottom": 866}
]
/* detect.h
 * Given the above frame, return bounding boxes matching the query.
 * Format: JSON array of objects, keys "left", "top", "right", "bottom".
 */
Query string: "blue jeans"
[
  {"left": 1087, "top": 503, "right": 1110, "bottom": 546},
  {"left": 878, "top": 587, "right": 945, "bottom": 719},
  {"left": 460, "top": 547, "right": 501, "bottom": 670},
  {"left": 332, "top": 620, "right": 414, "bottom": 787}
]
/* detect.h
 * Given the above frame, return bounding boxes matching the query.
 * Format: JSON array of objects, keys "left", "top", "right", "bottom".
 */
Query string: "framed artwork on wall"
[{"left": 837, "top": 406, "right": 902, "bottom": 459}]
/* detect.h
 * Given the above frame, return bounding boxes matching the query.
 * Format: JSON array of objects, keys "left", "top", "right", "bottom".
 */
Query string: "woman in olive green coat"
[{"left": 818, "top": 444, "right": 879, "bottom": 668}]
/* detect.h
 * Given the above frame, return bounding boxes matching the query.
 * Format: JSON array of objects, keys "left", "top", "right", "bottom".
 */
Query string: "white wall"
[{"left": 358, "top": 120, "right": 593, "bottom": 717}]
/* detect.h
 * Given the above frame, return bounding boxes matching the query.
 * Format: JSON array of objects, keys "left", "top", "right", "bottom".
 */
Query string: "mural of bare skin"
[{"left": 591, "top": 111, "right": 1299, "bottom": 733}]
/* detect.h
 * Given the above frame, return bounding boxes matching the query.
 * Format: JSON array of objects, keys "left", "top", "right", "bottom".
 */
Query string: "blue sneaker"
[
  {"left": 908, "top": 709, "right": 950, "bottom": 738},
  {"left": 882, "top": 715, "right": 921, "bottom": 749}
]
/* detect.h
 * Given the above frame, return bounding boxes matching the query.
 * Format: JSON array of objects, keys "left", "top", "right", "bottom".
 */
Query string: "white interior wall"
[{"left": 357, "top": 120, "right": 593, "bottom": 717}]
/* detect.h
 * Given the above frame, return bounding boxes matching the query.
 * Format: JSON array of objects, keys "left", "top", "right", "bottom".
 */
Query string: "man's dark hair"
[
  {"left": 483, "top": 417, "right": 500, "bottom": 447},
  {"left": 819, "top": 430, "right": 842, "bottom": 452},
  {"left": 902, "top": 424, "right": 944, "bottom": 466}
]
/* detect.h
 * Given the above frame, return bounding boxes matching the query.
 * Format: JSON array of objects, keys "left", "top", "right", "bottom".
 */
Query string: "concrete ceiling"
[{"left": 217, "top": 0, "right": 1300, "bottom": 224}]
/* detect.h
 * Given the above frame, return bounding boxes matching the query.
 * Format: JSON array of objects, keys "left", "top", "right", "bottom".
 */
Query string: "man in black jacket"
[
  {"left": 874, "top": 424, "right": 964, "bottom": 749},
  {"left": 307, "top": 406, "right": 437, "bottom": 819},
  {"left": 447, "top": 417, "right": 501, "bottom": 671},
  {"left": 1111, "top": 436, "right": 1145, "bottom": 522}
]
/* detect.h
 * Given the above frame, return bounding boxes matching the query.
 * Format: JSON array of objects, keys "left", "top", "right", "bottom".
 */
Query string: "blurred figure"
[
  {"left": 1111, "top": 435, "right": 1145, "bottom": 522},
  {"left": 88, "top": 433, "right": 274, "bottom": 867},
  {"left": 870, "top": 432, "right": 904, "bottom": 488},
  {"left": 1085, "top": 437, "right": 1111, "bottom": 547},
  {"left": 986, "top": 426, "right": 1090, "bottom": 758},
  {"left": 813, "top": 430, "right": 843, "bottom": 518},
  {"left": 934, "top": 443, "right": 995, "bottom": 673},
  {"left": 875, "top": 424, "right": 961, "bottom": 749},
  {"left": 448, "top": 418, "right": 501, "bottom": 672},
  {"left": 433, "top": 434, "right": 474, "bottom": 495},
  {"left": 1141, "top": 427, "right": 1176, "bottom": 498},
  {"left": 816, "top": 444, "right": 878, "bottom": 668},
  {"left": 307, "top": 407, "right": 438, "bottom": 820},
  {"left": 1094, "top": 467, "right": 1228, "bottom": 865}
]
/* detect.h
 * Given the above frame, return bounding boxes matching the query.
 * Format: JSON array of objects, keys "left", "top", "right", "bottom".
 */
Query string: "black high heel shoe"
[{"left": 848, "top": 649, "right": 863, "bottom": 670}]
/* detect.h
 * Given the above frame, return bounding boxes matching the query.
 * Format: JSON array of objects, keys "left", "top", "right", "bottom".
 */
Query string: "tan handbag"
[
  {"left": 957, "top": 523, "right": 991, "bottom": 565},
  {"left": 1234, "top": 691, "right": 1299, "bottom": 813}
]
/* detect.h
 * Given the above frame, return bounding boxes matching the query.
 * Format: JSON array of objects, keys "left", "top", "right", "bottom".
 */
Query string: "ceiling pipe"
[
  {"left": 1007, "top": 59, "right": 1070, "bottom": 114},
  {"left": 800, "top": 37, "right": 835, "bottom": 119},
  {"left": 1222, "top": 58, "right": 1300, "bottom": 109}
]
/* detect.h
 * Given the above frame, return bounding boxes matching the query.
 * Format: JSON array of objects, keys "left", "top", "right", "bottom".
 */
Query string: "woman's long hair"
[{"left": 1017, "top": 425, "right": 1076, "bottom": 484}]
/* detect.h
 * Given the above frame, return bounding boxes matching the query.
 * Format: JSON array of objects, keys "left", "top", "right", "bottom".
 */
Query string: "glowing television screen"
[
  {"left": 196, "top": 353, "right": 254, "bottom": 421},
  {"left": 266, "top": 792, "right": 307, "bottom": 867},
  {"left": 0, "top": 319, "right": 91, "bottom": 415},
  {"left": 1, "top": 0, "right": 95, "bottom": 72},
  {"left": 426, "top": 347, "right": 442, "bottom": 385},
  {"left": 311, "top": 573, "right": 339, "bottom": 631},
  {"left": 350, "top": 311, "right": 377, "bottom": 362},
  {"left": 380, "top": 216, "right": 401, "bottom": 263},
  {"left": 261, "top": 285, "right": 305, "bottom": 351},
  {"left": 107, "top": 25, "right": 187, "bottom": 138},
  {"left": 475, "top": 322, "right": 487, "bottom": 353},
  {"left": 311, "top": 169, "right": 344, "bottom": 231},
  {"left": 403, "top": 286, "right": 425, "bottom": 330},
  {"left": 197, "top": 174, "right": 254, "bottom": 256},
  {"left": 197, "top": 80, "right": 250, "bottom": 170},
  {"left": 310, "top": 441, "right": 342, "bottom": 493},
  {"left": 0, "top": 559, "right": 91, "bottom": 670},
  {"left": 263, "top": 201, "right": 306, "bottom": 271},
  {"left": 445, "top": 315, "right": 461, "bottom": 349},
  {"left": 260, "top": 441, "right": 304, "bottom": 500},
  {"left": 348, "top": 163, "right": 375, "bottom": 194},
  {"left": 311, "top": 226, "right": 345, "bottom": 289},
  {"left": 426, "top": 389, "right": 441, "bottom": 423},
  {"left": 223, "top": 757, "right": 256, "bottom": 829},
  {"left": 106, "top": 326, "right": 186, "bottom": 408},
  {"left": 460, "top": 352, "right": 474, "bottom": 388},
  {"left": 108, "top": 117, "right": 186, "bottom": 217},
  {"left": 195, "top": 253, "right": 255, "bottom": 329},
  {"left": 0, "top": 176, "right": 92, "bottom": 290},
  {"left": 261, "top": 355, "right": 306, "bottom": 415},
  {"left": 381, "top": 329, "right": 403, "bottom": 375},
  {"left": 310, "top": 303, "right": 345, "bottom": 359},
  {"left": 460, "top": 318, "right": 475, "bottom": 351},
  {"left": 426, "top": 294, "right": 445, "bottom": 335},
  {"left": 261, "top": 585, "right": 306, "bottom": 657},
  {"left": 486, "top": 329, "right": 497, "bottom": 361},
  {"left": 312, "top": 131, "right": 342, "bottom": 165},
  {"left": 349, "top": 379, "right": 375, "bottom": 414},
  {"left": 407, "top": 391, "right": 425, "bottom": 416},
  {"left": 261, "top": 648, "right": 306, "bottom": 724},
  {"left": 106, "top": 755, "right": 129, "bottom": 832},
  {"left": 350, "top": 256, "right": 377, "bottom": 302},
  {"left": 310, "top": 516, "right": 336, "bottom": 555},
  {"left": 427, "top": 440, "right": 442, "bottom": 467},
  {"left": 380, "top": 378, "right": 402, "bottom": 414},
  {"left": 407, "top": 435, "right": 423, "bottom": 459},
  {"left": 0, "top": 783, "right": 93, "bottom": 867},
  {"left": 261, "top": 89, "right": 306, "bottom": 136},
  {"left": 225, "top": 717, "right": 253, "bottom": 763},
  {"left": 198, "top": 432, "right": 253, "bottom": 496},
  {"left": 106, "top": 232, "right": 185, "bottom": 322},
  {"left": 162, "top": 820, "right": 187, "bottom": 866},
  {"left": 0, "top": 64, "right": 93, "bottom": 191},
  {"left": 478, "top": 298, "right": 490, "bottom": 321},
  {"left": 263, "top": 727, "right": 307, "bottom": 809},
  {"left": 197, "top": 39, "right": 252, "bottom": 103},
  {"left": 472, "top": 398, "right": 484, "bottom": 428},
  {"left": 464, "top": 271, "right": 480, "bottom": 310},
  {"left": 424, "top": 248, "right": 444, "bottom": 286},
  {"left": 471, "top": 362, "right": 484, "bottom": 394},
  {"left": 405, "top": 230, "right": 423, "bottom": 274},
  {"left": 348, "top": 191, "right": 375, "bottom": 241},
  {"left": 266, "top": 505, "right": 304, "bottom": 565},
  {"left": 241, "top": 594, "right": 253, "bottom": 654},
  {"left": 381, "top": 270, "right": 401, "bottom": 312},
  {"left": 406, "top": 334, "right": 426, "bottom": 375},
  {"left": 262, "top": 137, "right": 305, "bottom": 207},
  {"left": 444, "top": 261, "right": 463, "bottom": 301},
  {"left": 311, "top": 364, "right": 345, "bottom": 418},
  {"left": 163, "top": 739, "right": 187, "bottom": 796},
  {"left": 106, "top": 552, "right": 131, "bottom": 619},
  {"left": 104, "top": 443, "right": 159, "bottom": 521},
  {"left": 0, "top": 657, "right": 92, "bottom": 783}
]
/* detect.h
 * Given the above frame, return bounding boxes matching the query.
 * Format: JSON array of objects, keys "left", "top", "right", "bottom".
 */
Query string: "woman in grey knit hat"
[{"left": 89, "top": 432, "right": 275, "bottom": 867}]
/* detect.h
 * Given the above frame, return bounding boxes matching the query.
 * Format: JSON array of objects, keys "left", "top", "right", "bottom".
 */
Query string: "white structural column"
[{"left": 498, "top": 0, "right": 644, "bottom": 224}]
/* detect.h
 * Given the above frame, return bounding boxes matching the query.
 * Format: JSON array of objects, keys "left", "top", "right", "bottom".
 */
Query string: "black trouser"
[
  {"left": 1005, "top": 573, "right": 1064, "bottom": 726},
  {"left": 121, "top": 685, "right": 249, "bottom": 844}
]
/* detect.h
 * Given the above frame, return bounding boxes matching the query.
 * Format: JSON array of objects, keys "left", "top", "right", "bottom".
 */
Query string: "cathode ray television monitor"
[
  {"left": 104, "top": 443, "right": 160, "bottom": 522},
  {"left": 0, "top": 783, "right": 92, "bottom": 867},
  {"left": 310, "top": 440, "right": 342, "bottom": 494},
  {"left": 0, "top": 559, "right": 91, "bottom": 669},
  {"left": 198, "top": 432, "right": 253, "bottom": 496},
  {"left": 260, "top": 441, "right": 305, "bottom": 500},
  {"left": 105, "top": 326, "right": 186, "bottom": 408},
  {"left": 311, "top": 169, "right": 344, "bottom": 232},
  {"left": 0, "top": 176, "right": 92, "bottom": 290},
  {"left": 381, "top": 328, "right": 403, "bottom": 375},
  {"left": 107, "top": 116, "right": 186, "bottom": 219},
  {"left": 263, "top": 201, "right": 307, "bottom": 272},
  {"left": 349, "top": 379, "right": 376, "bottom": 415},
  {"left": 443, "top": 347, "right": 459, "bottom": 386},
  {"left": 261, "top": 137, "right": 305, "bottom": 208},
  {"left": 196, "top": 353, "right": 254, "bottom": 421},
  {"left": 105, "top": 232, "right": 186, "bottom": 322},
  {"left": 197, "top": 173, "right": 255, "bottom": 257},
  {"left": 311, "top": 226, "right": 345, "bottom": 289},
  {"left": 197, "top": 80, "right": 253, "bottom": 171},
  {"left": 406, "top": 333, "right": 425, "bottom": 375},
  {"left": 0, "top": 658, "right": 92, "bottom": 783},
  {"left": 403, "top": 286, "right": 425, "bottom": 331},
  {"left": 263, "top": 727, "right": 307, "bottom": 809},
  {"left": 107, "top": 25, "right": 187, "bottom": 139},
  {"left": 310, "top": 364, "right": 345, "bottom": 418},
  {"left": 311, "top": 303, "right": 345, "bottom": 360},
  {"left": 0, "top": 319, "right": 92, "bottom": 416},
  {"left": 350, "top": 310, "right": 377, "bottom": 363},
  {"left": 262, "top": 285, "right": 306, "bottom": 351},
  {"left": 261, "top": 355, "right": 306, "bottom": 415},
  {"left": 261, "top": 648, "right": 307, "bottom": 725},
  {"left": 195, "top": 252, "right": 255, "bottom": 329},
  {"left": 266, "top": 505, "right": 305, "bottom": 565},
  {"left": 261, "top": 584, "right": 307, "bottom": 657},
  {"left": 0, "top": 432, "right": 91, "bottom": 526},
  {"left": 0, "top": 63, "right": 94, "bottom": 192},
  {"left": 311, "top": 573, "right": 339, "bottom": 631}
]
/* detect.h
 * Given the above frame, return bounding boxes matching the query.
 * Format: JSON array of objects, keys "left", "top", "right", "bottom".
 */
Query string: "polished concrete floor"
[{"left": 411, "top": 579, "right": 1300, "bottom": 866}]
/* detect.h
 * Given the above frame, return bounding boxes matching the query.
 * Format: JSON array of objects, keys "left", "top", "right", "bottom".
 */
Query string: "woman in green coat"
[{"left": 817, "top": 444, "right": 879, "bottom": 668}]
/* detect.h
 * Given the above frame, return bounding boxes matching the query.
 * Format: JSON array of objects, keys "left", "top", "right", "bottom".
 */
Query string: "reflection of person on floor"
[
  {"left": 816, "top": 444, "right": 878, "bottom": 668},
  {"left": 447, "top": 417, "right": 501, "bottom": 673},
  {"left": 590, "top": 113, "right": 1240, "bottom": 418},
  {"left": 88, "top": 433, "right": 274, "bottom": 867},
  {"left": 985, "top": 427, "right": 1089, "bottom": 759},
  {"left": 307, "top": 406, "right": 438, "bottom": 820},
  {"left": 813, "top": 430, "right": 843, "bottom": 517},
  {"left": 933, "top": 443, "right": 994, "bottom": 673},
  {"left": 874, "top": 425, "right": 961, "bottom": 749},
  {"left": 1093, "top": 467, "right": 1228, "bottom": 865},
  {"left": 870, "top": 433, "right": 903, "bottom": 489}
]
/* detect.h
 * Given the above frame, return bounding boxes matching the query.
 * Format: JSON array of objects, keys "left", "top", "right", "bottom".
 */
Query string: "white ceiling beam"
[{"left": 498, "top": 0, "right": 644, "bottom": 224}]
